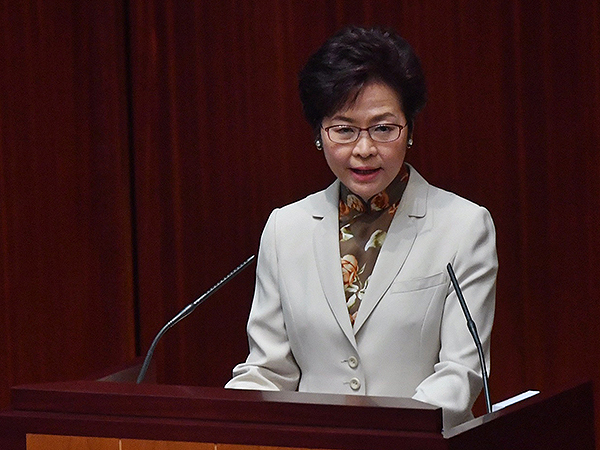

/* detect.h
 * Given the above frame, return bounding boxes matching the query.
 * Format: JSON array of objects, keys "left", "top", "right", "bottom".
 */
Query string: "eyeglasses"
[{"left": 322, "top": 123, "right": 406, "bottom": 144}]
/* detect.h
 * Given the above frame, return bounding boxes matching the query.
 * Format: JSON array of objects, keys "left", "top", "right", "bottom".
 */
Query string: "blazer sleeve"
[
  {"left": 225, "top": 209, "right": 301, "bottom": 391},
  {"left": 412, "top": 205, "right": 497, "bottom": 429}
]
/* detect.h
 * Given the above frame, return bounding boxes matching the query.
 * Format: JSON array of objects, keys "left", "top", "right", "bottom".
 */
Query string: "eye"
[
  {"left": 372, "top": 124, "right": 395, "bottom": 134},
  {"left": 331, "top": 125, "right": 356, "bottom": 136}
]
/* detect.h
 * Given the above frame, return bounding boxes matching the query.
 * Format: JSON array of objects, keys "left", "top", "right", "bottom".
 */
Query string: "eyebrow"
[{"left": 329, "top": 112, "right": 399, "bottom": 123}]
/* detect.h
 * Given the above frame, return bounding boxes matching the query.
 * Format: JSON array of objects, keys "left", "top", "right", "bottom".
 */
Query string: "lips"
[
  {"left": 351, "top": 168, "right": 380, "bottom": 174},
  {"left": 349, "top": 167, "right": 382, "bottom": 185}
]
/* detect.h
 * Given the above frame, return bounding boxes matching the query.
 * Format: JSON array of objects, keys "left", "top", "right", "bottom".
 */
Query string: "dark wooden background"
[{"left": 1, "top": 0, "right": 599, "bottom": 445}]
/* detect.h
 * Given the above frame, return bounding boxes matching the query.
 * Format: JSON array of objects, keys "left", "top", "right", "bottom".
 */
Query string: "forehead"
[{"left": 330, "top": 81, "right": 404, "bottom": 121}]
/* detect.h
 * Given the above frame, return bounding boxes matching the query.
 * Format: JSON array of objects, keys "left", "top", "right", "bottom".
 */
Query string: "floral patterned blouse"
[{"left": 339, "top": 164, "right": 410, "bottom": 326}]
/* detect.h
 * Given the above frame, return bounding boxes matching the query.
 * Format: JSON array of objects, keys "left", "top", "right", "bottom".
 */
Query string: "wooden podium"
[{"left": 0, "top": 363, "right": 595, "bottom": 450}]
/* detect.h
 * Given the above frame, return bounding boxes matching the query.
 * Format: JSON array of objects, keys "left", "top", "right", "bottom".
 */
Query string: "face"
[{"left": 320, "top": 81, "right": 408, "bottom": 201}]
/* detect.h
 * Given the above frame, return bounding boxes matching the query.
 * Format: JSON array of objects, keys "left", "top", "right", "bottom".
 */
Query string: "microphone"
[
  {"left": 446, "top": 263, "right": 492, "bottom": 414},
  {"left": 136, "top": 255, "right": 256, "bottom": 384}
]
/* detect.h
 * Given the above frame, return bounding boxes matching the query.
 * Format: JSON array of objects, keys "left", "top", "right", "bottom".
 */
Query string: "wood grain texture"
[
  {"left": 2, "top": 0, "right": 600, "bottom": 447},
  {"left": 0, "top": 381, "right": 593, "bottom": 450},
  {"left": 122, "top": 439, "right": 214, "bottom": 450},
  {"left": 0, "top": 0, "right": 136, "bottom": 409},
  {"left": 27, "top": 434, "right": 119, "bottom": 450}
]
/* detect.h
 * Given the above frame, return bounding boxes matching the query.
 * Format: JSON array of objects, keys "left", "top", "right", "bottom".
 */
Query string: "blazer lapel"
[
  {"left": 312, "top": 181, "right": 358, "bottom": 348},
  {"left": 352, "top": 167, "right": 429, "bottom": 334}
]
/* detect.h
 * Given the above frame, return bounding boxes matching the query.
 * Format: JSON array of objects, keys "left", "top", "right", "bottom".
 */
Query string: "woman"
[{"left": 226, "top": 26, "right": 497, "bottom": 429}]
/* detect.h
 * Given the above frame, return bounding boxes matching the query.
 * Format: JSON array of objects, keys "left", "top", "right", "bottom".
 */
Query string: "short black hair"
[{"left": 298, "top": 26, "right": 427, "bottom": 136}]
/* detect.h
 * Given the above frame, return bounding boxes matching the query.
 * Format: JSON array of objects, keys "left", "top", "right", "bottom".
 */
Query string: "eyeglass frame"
[{"left": 321, "top": 122, "right": 407, "bottom": 144}]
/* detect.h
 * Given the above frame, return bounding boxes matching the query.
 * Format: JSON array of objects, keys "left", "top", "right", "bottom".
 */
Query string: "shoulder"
[
  {"left": 258, "top": 181, "right": 338, "bottom": 256},
  {"left": 405, "top": 167, "right": 497, "bottom": 275},
  {"left": 412, "top": 165, "right": 491, "bottom": 210},
  {"left": 269, "top": 180, "right": 338, "bottom": 224},
  {"left": 431, "top": 183, "right": 491, "bottom": 218},
  {"left": 407, "top": 165, "right": 495, "bottom": 232}
]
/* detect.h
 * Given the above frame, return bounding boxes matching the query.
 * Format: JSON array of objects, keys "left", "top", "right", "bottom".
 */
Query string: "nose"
[{"left": 352, "top": 130, "right": 377, "bottom": 158}]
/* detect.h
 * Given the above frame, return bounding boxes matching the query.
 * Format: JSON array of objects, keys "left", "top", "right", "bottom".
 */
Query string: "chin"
[{"left": 355, "top": 188, "right": 379, "bottom": 200}]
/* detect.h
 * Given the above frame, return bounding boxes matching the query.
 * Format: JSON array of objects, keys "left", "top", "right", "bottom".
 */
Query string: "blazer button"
[
  {"left": 348, "top": 356, "right": 359, "bottom": 369},
  {"left": 349, "top": 377, "right": 361, "bottom": 391}
]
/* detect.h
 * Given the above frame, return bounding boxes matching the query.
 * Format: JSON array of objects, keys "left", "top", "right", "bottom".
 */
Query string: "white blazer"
[{"left": 226, "top": 166, "right": 497, "bottom": 429}]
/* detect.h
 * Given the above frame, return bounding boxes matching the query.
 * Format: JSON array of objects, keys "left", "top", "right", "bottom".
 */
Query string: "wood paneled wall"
[
  {"left": 2, "top": 0, "right": 599, "bottom": 445},
  {"left": 0, "top": 1, "right": 136, "bottom": 407}
]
